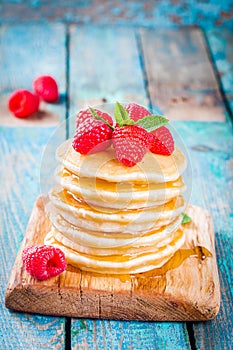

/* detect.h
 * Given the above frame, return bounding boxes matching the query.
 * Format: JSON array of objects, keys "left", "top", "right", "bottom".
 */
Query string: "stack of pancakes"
[{"left": 45, "top": 139, "right": 187, "bottom": 274}]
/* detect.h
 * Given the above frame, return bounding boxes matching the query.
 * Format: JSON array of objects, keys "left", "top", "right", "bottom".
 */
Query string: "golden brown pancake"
[{"left": 45, "top": 139, "right": 187, "bottom": 274}]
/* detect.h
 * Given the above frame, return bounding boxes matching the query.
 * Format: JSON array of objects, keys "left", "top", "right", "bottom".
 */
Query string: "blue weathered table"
[{"left": 0, "top": 7, "right": 232, "bottom": 350}]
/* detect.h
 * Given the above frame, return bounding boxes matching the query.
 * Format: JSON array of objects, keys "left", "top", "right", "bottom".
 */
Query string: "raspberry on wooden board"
[{"left": 22, "top": 245, "right": 67, "bottom": 281}]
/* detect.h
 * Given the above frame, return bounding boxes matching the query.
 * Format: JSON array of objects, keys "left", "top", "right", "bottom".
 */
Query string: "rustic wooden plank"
[
  {"left": 71, "top": 319, "right": 191, "bottom": 350},
  {"left": 68, "top": 26, "right": 148, "bottom": 136},
  {"left": 139, "top": 28, "right": 225, "bottom": 121},
  {"left": 205, "top": 28, "right": 233, "bottom": 116},
  {"left": 0, "top": 23, "right": 66, "bottom": 126},
  {"left": 0, "top": 22, "right": 67, "bottom": 347},
  {"left": 172, "top": 121, "right": 233, "bottom": 350},
  {"left": 0, "top": 23, "right": 191, "bottom": 348},
  {"left": 68, "top": 25, "right": 192, "bottom": 349},
  {"left": 1, "top": 1, "right": 233, "bottom": 29},
  {"left": 0, "top": 126, "right": 66, "bottom": 348},
  {"left": 5, "top": 196, "right": 220, "bottom": 322}
]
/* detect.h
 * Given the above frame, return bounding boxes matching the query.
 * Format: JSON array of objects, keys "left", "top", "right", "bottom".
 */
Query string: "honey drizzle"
[
  {"left": 134, "top": 245, "right": 212, "bottom": 278},
  {"left": 55, "top": 165, "right": 211, "bottom": 282},
  {"left": 71, "top": 246, "right": 212, "bottom": 283},
  {"left": 61, "top": 168, "right": 185, "bottom": 192},
  {"left": 55, "top": 187, "right": 181, "bottom": 215}
]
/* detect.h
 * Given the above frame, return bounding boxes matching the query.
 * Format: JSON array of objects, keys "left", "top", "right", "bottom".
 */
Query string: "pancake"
[
  {"left": 44, "top": 227, "right": 185, "bottom": 274},
  {"left": 55, "top": 166, "right": 186, "bottom": 209},
  {"left": 45, "top": 225, "right": 183, "bottom": 256},
  {"left": 47, "top": 186, "right": 185, "bottom": 233},
  {"left": 45, "top": 136, "right": 188, "bottom": 274},
  {"left": 47, "top": 214, "right": 182, "bottom": 251},
  {"left": 56, "top": 139, "right": 187, "bottom": 184}
]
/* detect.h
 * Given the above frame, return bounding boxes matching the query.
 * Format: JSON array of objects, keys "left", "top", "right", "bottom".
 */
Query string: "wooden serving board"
[{"left": 5, "top": 196, "right": 220, "bottom": 321}]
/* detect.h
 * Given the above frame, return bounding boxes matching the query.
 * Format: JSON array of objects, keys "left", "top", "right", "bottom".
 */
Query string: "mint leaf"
[
  {"left": 181, "top": 213, "right": 192, "bottom": 224},
  {"left": 89, "top": 107, "right": 114, "bottom": 130},
  {"left": 114, "top": 102, "right": 135, "bottom": 126},
  {"left": 136, "top": 115, "right": 169, "bottom": 132}
]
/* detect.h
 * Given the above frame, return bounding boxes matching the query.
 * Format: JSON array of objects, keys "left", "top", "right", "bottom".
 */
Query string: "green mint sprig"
[
  {"left": 136, "top": 115, "right": 169, "bottom": 131},
  {"left": 89, "top": 102, "right": 169, "bottom": 132},
  {"left": 114, "top": 101, "right": 134, "bottom": 126},
  {"left": 89, "top": 107, "right": 114, "bottom": 130},
  {"left": 181, "top": 213, "right": 192, "bottom": 224},
  {"left": 114, "top": 102, "right": 168, "bottom": 131}
]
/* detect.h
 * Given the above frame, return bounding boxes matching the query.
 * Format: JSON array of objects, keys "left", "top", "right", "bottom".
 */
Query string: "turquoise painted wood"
[
  {"left": 139, "top": 27, "right": 225, "bottom": 121},
  {"left": 71, "top": 319, "right": 191, "bottom": 350},
  {"left": 0, "top": 23, "right": 67, "bottom": 349},
  {"left": 68, "top": 25, "right": 148, "bottom": 136},
  {"left": 69, "top": 26, "right": 191, "bottom": 350},
  {"left": 0, "top": 23, "right": 66, "bottom": 94},
  {"left": 173, "top": 121, "right": 233, "bottom": 350},
  {"left": 0, "top": 23, "right": 67, "bottom": 124},
  {"left": 206, "top": 28, "right": 233, "bottom": 116},
  {"left": 1, "top": 21, "right": 233, "bottom": 350},
  {"left": 0, "top": 0, "right": 233, "bottom": 29},
  {"left": 0, "top": 127, "right": 66, "bottom": 349}
]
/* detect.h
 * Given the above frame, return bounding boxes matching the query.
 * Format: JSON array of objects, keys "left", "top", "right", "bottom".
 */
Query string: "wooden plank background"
[
  {"left": 206, "top": 28, "right": 233, "bottom": 116},
  {"left": 173, "top": 121, "right": 233, "bottom": 349},
  {"left": 68, "top": 25, "right": 148, "bottom": 136},
  {"left": 0, "top": 23, "right": 66, "bottom": 126},
  {"left": 1, "top": 0, "right": 233, "bottom": 29},
  {"left": 0, "top": 22, "right": 232, "bottom": 350},
  {"left": 0, "top": 23, "right": 67, "bottom": 349},
  {"left": 71, "top": 319, "right": 191, "bottom": 350},
  {"left": 68, "top": 25, "right": 192, "bottom": 349},
  {"left": 139, "top": 28, "right": 225, "bottom": 121}
]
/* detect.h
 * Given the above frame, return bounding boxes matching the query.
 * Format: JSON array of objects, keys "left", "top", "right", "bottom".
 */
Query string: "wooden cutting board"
[{"left": 5, "top": 196, "right": 220, "bottom": 321}]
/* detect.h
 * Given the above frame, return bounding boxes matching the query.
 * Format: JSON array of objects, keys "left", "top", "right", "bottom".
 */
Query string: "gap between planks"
[{"left": 138, "top": 27, "right": 226, "bottom": 122}]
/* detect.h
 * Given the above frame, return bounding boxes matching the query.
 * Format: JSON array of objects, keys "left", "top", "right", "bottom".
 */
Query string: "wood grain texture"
[
  {"left": 139, "top": 28, "right": 225, "bottom": 121},
  {"left": 5, "top": 196, "right": 220, "bottom": 322},
  {"left": 1, "top": 1, "right": 233, "bottom": 29},
  {"left": 0, "top": 23, "right": 66, "bottom": 126},
  {"left": 68, "top": 26, "right": 148, "bottom": 136},
  {"left": 0, "top": 127, "right": 66, "bottom": 349},
  {"left": 172, "top": 121, "right": 233, "bottom": 350},
  {"left": 71, "top": 319, "right": 191, "bottom": 350},
  {"left": 206, "top": 28, "right": 233, "bottom": 116},
  {"left": 67, "top": 23, "right": 196, "bottom": 346},
  {"left": 1, "top": 20, "right": 232, "bottom": 350}
]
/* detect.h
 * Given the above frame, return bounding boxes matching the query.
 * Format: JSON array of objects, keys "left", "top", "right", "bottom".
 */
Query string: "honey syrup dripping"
[
  {"left": 63, "top": 167, "right": 184, "bottom": 189},
  {"left": 116, "top": 246, "right": 212, "bottom": 282},
  {"left": 134, "top": 245, "right": 212, "bottom": 279},
  {"left": 56, "top": 187, "right": 181, "bottom": 216},
  {"left": 70, "top": 246, "right": 212, "bottom": 283},
  {"left": 55, "top": 168, "right": 211, "bottom": 282},
  {"left": 120, "top": 246, "right": 210, "bottom": 282}
]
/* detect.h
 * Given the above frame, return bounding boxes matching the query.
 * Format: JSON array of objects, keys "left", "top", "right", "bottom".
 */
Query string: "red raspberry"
[
  {"left": 125, "top": 103, "right": 151, "bottom": 121},
  {"left": 150, "top": 126, "right": 174, "bottom": 155},
  {"left": 8, "top": 89, "right": 40, "bottom": 118},
  {"left": 73, "top": 118, "right": 113, "bottom": 155},
  {"left": 33, "top": 75, "right": 59, "bottom": 102},
  {"left": 22, "top": 245, "right": 67, "bottom": 280},
  {"left": 112, "top": 125, "right": 152, "bottom": 167},
  {"left": 76, "top": 108, "right": 113, "bottom": 128},
  {"left": 126, "top": 103, "right": 174, "bottom": 156}
]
